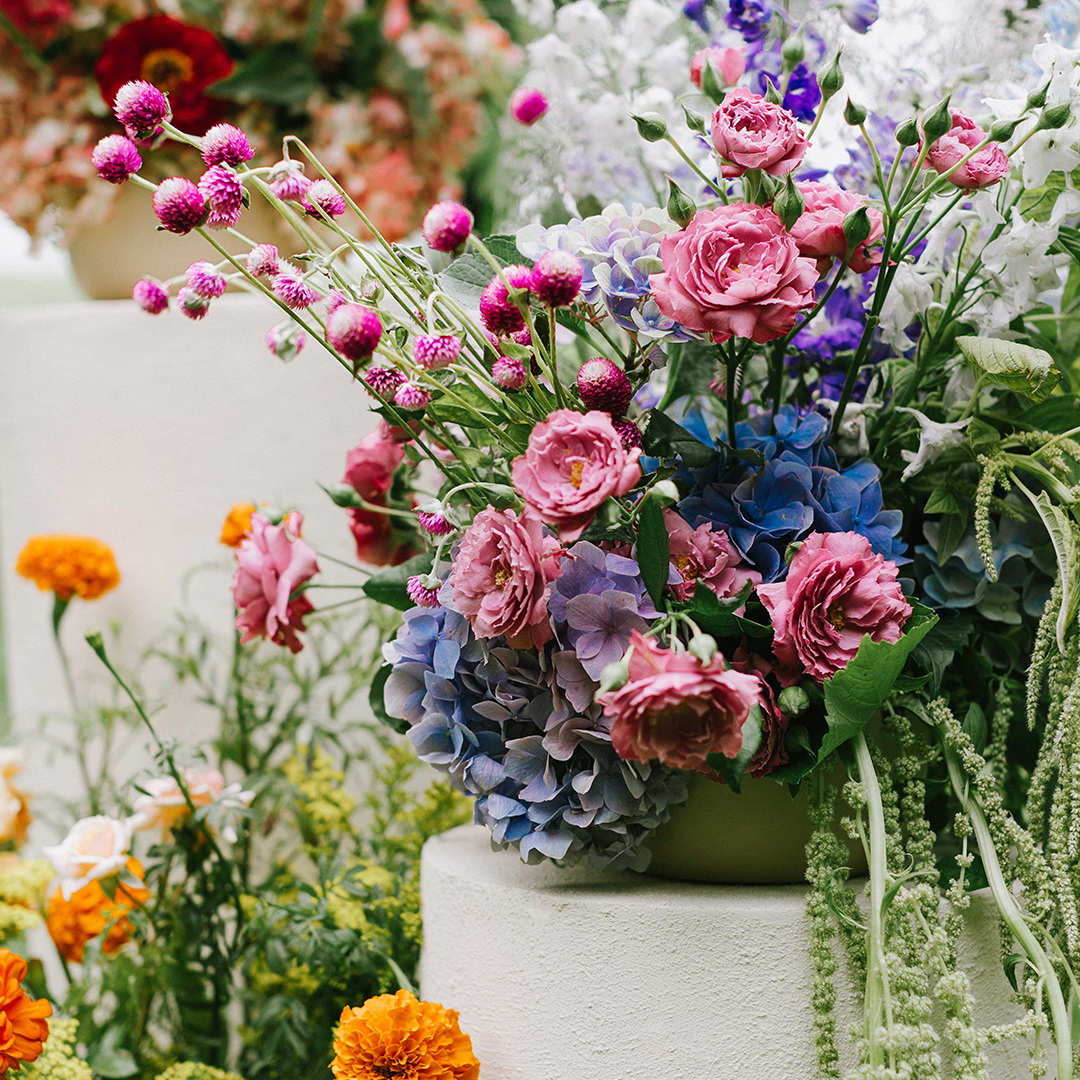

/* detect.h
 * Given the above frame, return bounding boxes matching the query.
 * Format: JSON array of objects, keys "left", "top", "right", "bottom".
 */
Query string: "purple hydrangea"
[
  {"left": 383, "top": 604, "right": 688, "bottom": 869},
  {"left": 725, "top": 0, "right": 772, "bottom": 42}
]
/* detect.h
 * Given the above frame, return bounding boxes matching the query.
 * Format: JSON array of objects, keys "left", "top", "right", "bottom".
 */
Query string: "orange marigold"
[
  {"left": 331, "top": 990, "right": 479, "bottom": 1080},
  {"left": 220, "top": 504, "right": 257, "bottom": 548},
  {"left": 0, "top": 948, "right": 51, "bottom": 1072},
  {"left": 15, "top": 535, "right": 120, "bottom": 601},
  {"left": 45, "top": 858, "right": 149, "bottom": 964}
]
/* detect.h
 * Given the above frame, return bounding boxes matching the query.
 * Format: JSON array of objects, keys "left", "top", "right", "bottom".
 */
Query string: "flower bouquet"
[{"left": 70, "top": 0, "right": 1080, "bottom": 1070}]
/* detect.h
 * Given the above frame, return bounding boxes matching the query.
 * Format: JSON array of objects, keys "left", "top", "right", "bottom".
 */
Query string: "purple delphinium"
[
  {"left": 725, "top": 0, "right": 772, "bottom": 42},
  {"left": 743, "top": 37, "right": 823, "bottom": 122},
  {"left": 838, "top": 0, "right": 879, "bottom": 33},
  {"left": 683, "top": 0, "right": 711, "bottom": 33}
]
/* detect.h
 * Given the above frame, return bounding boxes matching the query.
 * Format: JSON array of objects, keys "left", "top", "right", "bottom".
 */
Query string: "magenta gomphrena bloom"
[
  {"left": 417, "top": 505, "right": 455, "bottom": 536},
  {"left": 152, "top": 177, "right": 207, "bottom": 235},
  {"left": 201, "top": 123, "right": 254, "bottom": 167},
  {"left": 493, "top": 354, "right": 527, "bottom": 391},
  {"left": 198, "top": 165, "right": 243, "bottom": 230},
  {"left": 112, "top": 80, "right": 170, "bottom": 135},
  {"left": 247, "top": 243, "right": 280, "bottom": 278},
  {"left": 394, "top": 381, "right": 431, "bottom": 411},
  {"left": 512, "top": 326, "right": 532, "bottom": 348},
  {"left": 185, "top": 260, "right": 227, "bottom": 299},
  {"left": 266, "top": 322, "right": 307, "bottom": 361},
  {"left": 414, "top": 334, "right": 462, "bottom": 370},
  {"left": 132, "top": 279, "right": 169, "bottom": 314},
  {"left": 577, "top": 356, "right": 634, "bottom": 416},
  {"left": 362, "top": 366, "right": 406, "bottom": 400},
  {"left": 509, "top": 86, "right": 548, "bottom": 126},
  {"left": 92, "top": 135, "right": 141, "bottom": 184},
  {"left": 268, "top": 159, "right": 311, "bottom": 201},
  {"left": 530, "top": 250, "right": 584, "bottom": 308},
  {"left": 302, "top": 179, "right": 347, "bottom": 219},
  {"left": 406, "top": 575, "right": 440, "bottom": 608},
  {"left": 325, "top": 290, "right": 349, "bottom": 314},
  {"left": 612, "top": 416, "right": 643, "bottom": 451},
  {"left": 177, "top": 286, "right": 210, "bottom": 321},
  {"left": 272, "top": 265, "right": 321, "bottom": 310},
  {"left": 328, "top": 303, "right": 382, "bottom": 361},
  {"left": 479, "top": 264, "right": 532, "bottom": 336},
  {"left": 422, "top": 200, "right": 473, "bottom": 252}
]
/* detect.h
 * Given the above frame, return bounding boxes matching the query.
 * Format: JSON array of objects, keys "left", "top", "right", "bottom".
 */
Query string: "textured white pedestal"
[{"left": 421, "top": 826, "right": 1038, "bottom": 1080}]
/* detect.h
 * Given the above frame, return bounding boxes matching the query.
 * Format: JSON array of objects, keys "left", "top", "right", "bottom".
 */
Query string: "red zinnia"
[
  {"left": 95, "top": 16, "right": 234, "bottom": 135},
  {"left": 0, "top": 0, "right": 72, "bottom": 44}
]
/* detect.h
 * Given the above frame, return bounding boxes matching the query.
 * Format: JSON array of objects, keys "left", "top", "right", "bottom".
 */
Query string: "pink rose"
[
  {"left": 342, "top": 426, "right": 418, "bottom": 567},
  {"left": 757, "top": 531, "right": 912, "bottom": 685},
  {"left": 665, "top": 511, "right": 760, "bottom": 603},
  {"left": 690, "top": 46, "right": 745, "bottom": 89},
  {"left": 600, "top": 632, "right": 763, "bottom": 773},
  {"left": 789, "top": 181, "right": 885, "bottom": 274},
  {"left": 731, "top": 651, "right": 788, "bottom": 778},
  {"left": 923, "top": 110, "right": 1009, "bottom": 189},
  {"left": 231, "top": 511, "right": 318, "bottom": 653},
  {"left": 448, "top": 508, "right": 562, "bottom": 648},
  {"left": 710, "top": 88, "right": 808, "bottom": 178},
  {"left": 511, "top": 410, "right": 642, "bottom": 541},
  {"left": 343, "top": 427, "right": 406, "bottom": 502},
  {"left": 650, "top": 203, "right": 818, "bottom": 343}
]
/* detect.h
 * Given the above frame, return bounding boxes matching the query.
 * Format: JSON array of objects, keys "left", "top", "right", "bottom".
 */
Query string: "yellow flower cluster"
[
  {"left": 155, "top": 1065, "right": 245, "bottom": 1080},
  {"left": 16, "top": 536, "right": 120, "bottom": 601},
  {"left": 20, "top": 1017, "right": 92, "bottom": 1080},
  {"left": 282, "top": 748, "right": 357, "bottom": 841},
  {"left": 0, "top": 858, "right": 51, "bottom": 942}
]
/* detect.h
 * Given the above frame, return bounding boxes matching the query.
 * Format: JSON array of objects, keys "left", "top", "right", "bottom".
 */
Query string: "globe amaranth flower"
[
  {"left": 414, "top": 334, "right": 462, "bottom": 370},
  {"left": 328, "top": 303, "right": 382, "bottom": 361},
  {"left": 422, "top": 201, "right": 473, "bottom": 252},
  {"left": 109, "top": 80, "right": 169, "bottom": 136},
  {"left": 0, "top": 949, "right": 50, "bottom": 1072},
  {"left": 517, "top": 204, "right": 692, "bottom": 342},
  {"left": 302, "top": 179, "right": 347, "bottom": 218},
  {"left": 177, "top": 285, "right": 210, "bottom": 320},
  {"left": 577, "top": 356, "right": 633, "bottom": 416},
  {"left": 133, "top": 278, "right": 169, "bottom": 314},
  {"left": 201, "top": 123, "right": 253, "bottom": 167},
  {"left": 479, "top": 265, "right": 532, "bottom": 336},
  {"left": 185, "top": 260, "right": 227, "bottom": 299},
  {"left": 710, "top": 90, "right": 809, "bottom": 178},
  {"left": 509, "top": 86, "right": 548, "bottom": 125},
  {"left": 152, "top": 177, "right": 207, "bottom": 235},
  {"left": 493, "top": 355, "right": 527, "bottom": 390},
  {"left": 600, "top": 631, "right": 763, "bottom": 772},
  {"left": 530, "top": 250, "right": 584, "bottom": 307},
  {"left": 272, "top": 264, "right": 321, "bottom": 310},
  {"left": 246, "top": 244, "right": 279, "bottom": 278},
  {"left": 16, "top": 535, "right": 120, "bottom": 600},
  {"left": 265, "top": 322, "right": 307, "bottom": 361},
  {"left": 92, "top": 135, "right": 142, "bottom": 184},
  {"left": 383, "top": 605, "right": 688, "bottom": 868},
  {"left": 95, "top": 16, "right": 234, "bottom": 135},
  {"left": 758, "top": 531, "right": 911, "bottom": 684},
  {"left": 198, "top": 165, "right": 243, "bottom": 230},
  {"left": 331, "top": 991, "right": 479, "bottom": 1080},
  {"left": 268, "top": 159, "right": 311, "bottom": 202},
  {"left": 650, "top": 203, "right": 818, "bottom": 344},
  {"left": 725, "top": 0, "right": 772, "bottom": 41}
]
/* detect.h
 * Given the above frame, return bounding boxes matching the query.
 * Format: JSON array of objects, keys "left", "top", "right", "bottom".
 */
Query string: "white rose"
[{"left": 44, "top": 815, "right": 132, "bottom": 900}]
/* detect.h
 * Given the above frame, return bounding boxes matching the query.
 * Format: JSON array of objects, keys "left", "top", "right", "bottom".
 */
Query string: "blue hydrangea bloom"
[
  {"left": 383, "top": 605, "right": 689, "bottom": 869},
  {"left": 725, "top": 0, "right": 772, "bottom": 41}
]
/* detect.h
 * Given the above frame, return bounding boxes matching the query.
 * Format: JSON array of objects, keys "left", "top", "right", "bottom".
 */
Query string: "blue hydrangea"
[
  {"left": 725, "top": 0, "right": 772, "bottom": 42},
  {"left": 678, "top": 406, "right": 907, "bottom": 581},
  {"left": 383, "top": 606, "right": 689, "bottom": 869}
]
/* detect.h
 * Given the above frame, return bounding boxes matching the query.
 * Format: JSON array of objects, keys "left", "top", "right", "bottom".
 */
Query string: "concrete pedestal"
[{"left": 420, "top": 825, "right": 1038, "bottom": 1079}]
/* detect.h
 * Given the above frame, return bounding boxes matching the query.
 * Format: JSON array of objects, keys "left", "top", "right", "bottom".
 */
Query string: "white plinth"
[{"left": 421, "top": 825, "right": 1037, "bottom": 1080}]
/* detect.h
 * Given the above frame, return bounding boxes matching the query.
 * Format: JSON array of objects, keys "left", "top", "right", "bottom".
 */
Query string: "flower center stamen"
[
  {"left": 493, "top": 566, "right": 512, "bottom": 589},
  {"left": 568, "top": 459, "right": 585, "bottom": 489},
  {"left": 827, "top": 601, "right": 845, "bottom": 629},
  {"left": 675, "top": 555, "right": 699, "bottom": 580},
  {"left": 140, "top": 49, "right": 194, "bottom": 93}
]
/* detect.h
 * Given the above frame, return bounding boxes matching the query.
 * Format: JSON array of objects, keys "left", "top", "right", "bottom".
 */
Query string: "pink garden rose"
[
  {"left": 511, "top": 410, "right": 642, "bottom": 540},
  {"left": 757, "top": 531, "right": 912, "bottom": 685},
  {"left": 710, "top": 88, "right": 808, "bottom": 178},
  {"left": 650, "top": 203, "right": 818, "bottom": 343},
  {"left": 731, "top": 651, "right": 788, "bottom": 778},
  {"left": 231, "top": 511, "right": 318, "bottom": 653},
  {"left": 665, "top": 511, "right": 760, "bottom": 603},
  {"left": 789, "top": 181, "right": 885, "bottom": 274},
  {"left": 690, "top": 46, "right": 744, "bottom": 89},
  {"left": 344, "top": 427, "right": 406, "bottom": 503},
  {"left": 447, "top": 508, "right": 562, "bottom": 648},
  {"left": 600, "top": 632, "right": 763, "bottom": 773},
  {"left": 923, "top": 110, "right": 1009, "bottom": 189}
]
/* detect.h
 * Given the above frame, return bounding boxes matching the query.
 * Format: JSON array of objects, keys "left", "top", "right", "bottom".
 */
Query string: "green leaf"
[
  {"left": 438, "top": 253, "right": 496, "bottom": 305},
  {"left": 1020, "top": 166, "right": 1080, "bottom": 222},
  {"left": 818, "top": 605, "right": 939, "bottom": 759},
  {"left": 655, "top": 339, "right": 720, "bottom": 410},
  {"left": 209, "top": 43, "right": 319, "bottom": 105},
  {"left": 957, "top": 335, "right": 1061, "bottom": 403},
  {"left": 1015, "top": 393, "right": 1080, "bottom": 432},
  {"left": 369, "top": 664, "right": 408, "bottom": 736},
  {"left": 673, "top": 581, "right": 763, "bottom": 639},
  {"left": 636, "top": 497, "right": 670, "bottom": 609},
  {"left": 962, "top": 702, "right": 988, "bottom": 753},
  {"left": 704, "top": 706, "right": 764, "bottom": 794},
  {"left": 1003, "top": 952, "right": 1028, "bottom": 993},
  {"left": 87, "top": 1029, "right": 139, "bottom": 1079},
  {"left": 640, "top": 409, "right": 720, "bottom": 468},
  {"left": 1031, "top": 491, "right": 1080, "bottom": 648},
  {"left": 343, "top": 13, "right": 383, "bottom": 91},
  {"left": 966, "top": 417, "right": 1001, "bottom": 449},
  {"left": 935, "top": 511, "right": 968, "bottom": 564},
  {"left": 361, "top": 553, "right": 434, "bottom": 610},
  {"left": 923, "top": 486, "right": 964, "bottom": 516}
]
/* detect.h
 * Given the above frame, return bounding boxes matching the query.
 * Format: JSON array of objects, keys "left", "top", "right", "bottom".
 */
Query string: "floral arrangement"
[
  {"left": 58, "top": 0, "right": 1080, "bottom": 1070},
  {"left": 0, "top": 530, "right": 478, "bottom": 1079},
  {"left": 0, "top": 0, "right": 517, "bottom": 244}
]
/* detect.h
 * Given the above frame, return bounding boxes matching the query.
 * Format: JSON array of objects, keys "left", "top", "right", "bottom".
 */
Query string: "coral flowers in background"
[
  {"left": 330, "top": 990, "right": 479, "bottom": 1080},
  {"left": 220, "top": 503, "right": 256, "bottom": 548},
  {"left": 0, "top": 949, "right": 51, "bottom": 1072},
  {"left": 0, "top": 753, "right": 30, "bottom": 848},
  {"left": 16, "top": 536, "right": 120, "bottom": 602}
]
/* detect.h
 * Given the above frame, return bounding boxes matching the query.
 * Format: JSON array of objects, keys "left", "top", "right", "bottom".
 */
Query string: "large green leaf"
[
  {"left": 369, "top": 664, "right": 408, "bottom": 736},
  {"left": 636, "top": 497, "right": 670, "bottom": 609},
  {"left": 818, "top": 604, "right": 939, "bottom": 759},
  {"left": 704, "top": 706, "right": 763, "bottom": 794},
  {"left": 957, "top": 335, "right": 1061, "bottom": 403},
  {"left": 437, "top": 235, "right": 529, "bottom": 305},
  {"left": 362, "top": 553, "right": 434, "bottom": 610},
  {"left": 672, "top": 581, "right": 771, "bottom": 640},
  {"left": 640, "top": 409, "right": 720, "bottom": 467},
  {"left": 210, "top": 43, "right": 319, "bottom": 105}
]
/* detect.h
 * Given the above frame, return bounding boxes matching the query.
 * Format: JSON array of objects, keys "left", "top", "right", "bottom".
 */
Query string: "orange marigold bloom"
[
  {"left": 0, "top": 948, "right": 51, "bottom": 1072},
  {"left": 331, "top": 990, "right": 479, "bottom": 1080},
  {"left": 45, "top": 858, "right": 149, "bottom": 964},
  {"left": 15, "top": 535, "right": 120, "bottom": 601},
  {"left": 220, "top": 504, "right": 257, "bottom": 548}
]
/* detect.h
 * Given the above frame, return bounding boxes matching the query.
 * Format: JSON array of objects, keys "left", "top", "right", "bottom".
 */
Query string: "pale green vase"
[{"left": 643, "top": 771, "right": 867, "bottom": 885}]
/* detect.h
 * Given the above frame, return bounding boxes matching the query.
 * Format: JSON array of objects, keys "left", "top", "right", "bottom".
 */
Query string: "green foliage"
[
  {"left": 209, "top": 44, "right": 320, "bottom": 106},
  {"left": 634, "top": 497, "right": 669, "bottom": 608},
  {"left": 704, "top": 707, "right": 763, "bottom": 794}
]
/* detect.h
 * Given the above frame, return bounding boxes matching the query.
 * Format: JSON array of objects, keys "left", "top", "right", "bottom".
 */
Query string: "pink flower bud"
[
  {"left": 328, "top": 303, "right": 382, "bottom": 361},
  {"left": 394, "top": 381, "right": 431, "bottom": 411},
  {"left": 112, "top": 80, "right": 170, "bottom": 135},
  {"left": 325, "top": 290, "right": 349, "bottom": 314},
  {"left": 510, "top": 87, "right": 548, "bottom": 126},
  {"left": 530, "top": 250, "right": 583, "bottom": 307},
  {"left": 406, "top": 575, "right": 440, "bottom": 608},
  {"left": 612, "top": 416, "right": 643, "bottom": 451},
  {"left": 422, "top": 200, "right": 473, "bottom": 252},
  {"left": 266, "top": 322, "right": 307, "bottom": 360},
  {"left": 132, "top": 279, "right": 169, "bottom": 314},
  {"left": 92, "top": 135, "right": 141, "bottom": 184},
  {"left": 493, "top": 354, "right": 527, "bottom": 391},
  {"left": 479, "top": 264, "right": 532, "bottom": 336},
  {"left": 690, "top": 46, "right": 745, "bottom": 89},
  {"left": 152, "top": 177, "right": 207, "bottom": 235},
  {"left": 577, "top": 357, "right": 633, "bottom": 416},
  {"left": 414, "top": 334, "right": 463, "bottom": 370},
  {"left": 201, "top": 123, "right": 254, "bottom": 167},
  {"left": 362, "top": 366, "right": 406, "bottom": 400},
  {"left": 185, "top": 260, "right": 227, "bottom": 299},
  {"left": 246, "top": 243, "right": 279, "bottom": 278},
  {"left": 302, "top": 179, "right": 347, "bottom": 218},
  {"left": 272, "top": 265, "right": 321, "bottom": 310},
  {"left": 177, "top": 286, "right": 210, "bottom": 321},
  {"left": 417, "top": 505, "right": 455, "bottom": 535},
  {"left": 268, "top": 159, "right": 310, "bottom": 201},
  {"left": 198, "top": 165, "right": 243, "bottom": 230}
]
